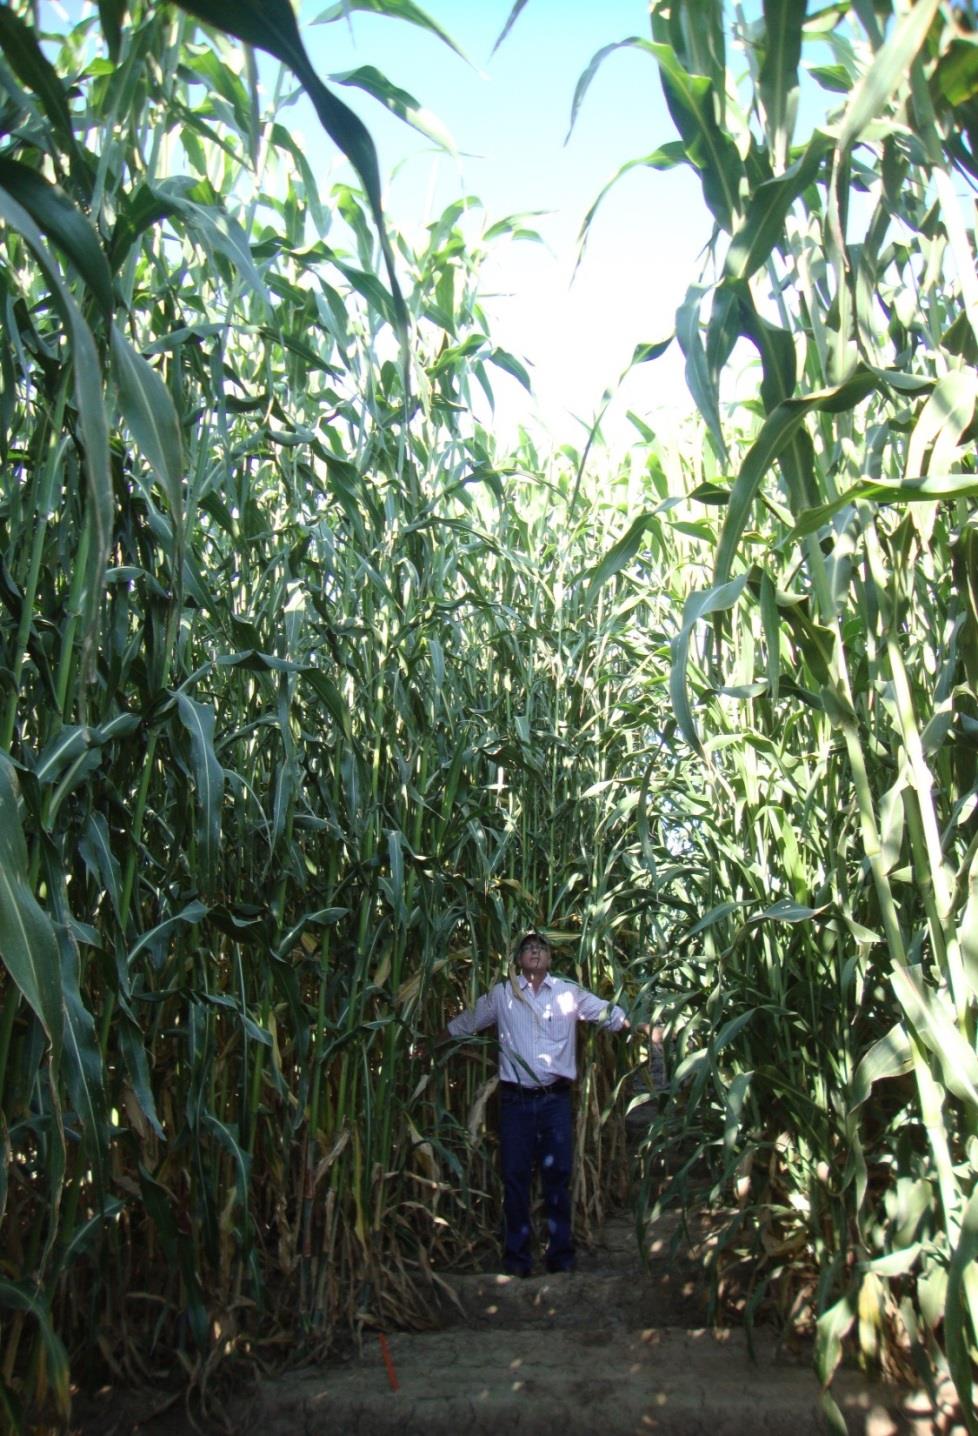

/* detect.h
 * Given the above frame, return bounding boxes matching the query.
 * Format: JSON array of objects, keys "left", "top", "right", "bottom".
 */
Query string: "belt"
[{"left": 500, "top": 1078, "right": 572, "bottom": 1097}]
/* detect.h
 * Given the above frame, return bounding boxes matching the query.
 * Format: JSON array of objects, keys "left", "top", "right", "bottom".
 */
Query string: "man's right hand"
[{"left": 410, "top": 1027, "right": 453, "bottom": 1063}]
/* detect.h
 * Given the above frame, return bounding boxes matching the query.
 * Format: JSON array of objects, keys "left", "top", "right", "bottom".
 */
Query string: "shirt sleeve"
[
  {"left": 575, "top": 987, "right": 628, "bottom": 1031},
  {"left": 447, "top": 986, "right": 499, "bottom": 1038}
]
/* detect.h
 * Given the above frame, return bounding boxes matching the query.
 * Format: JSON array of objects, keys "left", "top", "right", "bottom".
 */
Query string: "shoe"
[
  {"left": 544, "top": 1259, "right": 575, "bottom": 1274},
  {"left": 500, "top": 1260, "right": 532, "bottom": 1278}
]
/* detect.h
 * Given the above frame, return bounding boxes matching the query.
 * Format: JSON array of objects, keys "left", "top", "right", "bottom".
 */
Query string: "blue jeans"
[{"left": 499, "top": 1083, "right": 574, "bottom": 1274}]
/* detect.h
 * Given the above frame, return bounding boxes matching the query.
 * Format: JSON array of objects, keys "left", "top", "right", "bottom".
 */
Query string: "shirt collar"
[{"left": 519, "top": 972, "right": 554, "bottom": 993}]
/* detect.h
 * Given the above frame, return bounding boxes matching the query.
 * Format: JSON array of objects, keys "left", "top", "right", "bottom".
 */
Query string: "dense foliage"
[
  {"left": 600, "top": 0, "right": 978, "bottom": 1428},
  {"left": 1, "top": 0, "right": 977, "bottom": 1432}
]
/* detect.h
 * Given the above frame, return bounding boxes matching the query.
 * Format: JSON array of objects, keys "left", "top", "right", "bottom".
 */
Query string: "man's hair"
[{"left": 517, "top": 931, "right": 551, "bottom": 953}]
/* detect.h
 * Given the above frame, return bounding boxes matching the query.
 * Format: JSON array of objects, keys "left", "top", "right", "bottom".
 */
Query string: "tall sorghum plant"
[
  {"left": 0, "top": 2, "right": 684, "bottom": 1422},
  {"left": 564, "top": 0, "right": 978, "bottom": 1422}
]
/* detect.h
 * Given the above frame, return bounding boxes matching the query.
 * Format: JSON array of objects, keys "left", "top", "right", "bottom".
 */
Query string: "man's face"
[{"left": 518, "top": 938, "right": 552, "bottom": 980}]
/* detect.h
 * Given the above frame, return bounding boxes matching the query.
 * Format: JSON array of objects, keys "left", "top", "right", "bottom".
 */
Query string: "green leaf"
[
  {"left": 677, "top": 283, "right": 726, "bottom": 458},
  {"left": 57, "top": 926, "right": 109, "bottom": 1198},
  {"left": 97, "top": 0, "right": 126, "bottom": 61},
  {"left": 945, "top": 1185, "right": 978, "bottom": 1432},
  {"left": 491, "top": 0, "right": 530, "bottom": 55},
  {"left": 723, "top": 1069, "right": 752, "bottom": 1152},
  {"left": 173, "top": 0, "right": 407, "bottom": 338},
  {"left": 0, "top": 7, "right": 79, "bottom": 166},
  {"left": 932, "top": 36, "right": 978, "bottom": 108},
  {"left": 861, "top": 1244, "right": 922, "bottom": 1277},
  {"left": 755, "top": 898, "right": 824, "bottom": 922},
  {"left": 488, "top": 347, "right": 532, "bottom": 393},
  {"left": 789, "top": 473, "right": 978, "bottom": 539},
  {"left": 905, "top": 371, "right": 978, "bottom": 477},
  {"left": 848, "top": 1022, "right": 913, "bottom": 1111},
  {"left": 78, "top": 812, "right": 123, "bottom": 927},
  {"left": 331, "top": 65, "right": 455, "bottom": 151},
  {"left": 111, "top": 324, "right": 185, "bottom": 544},
  {"left": 109, "top": 182, "right": 182, "bottom": 269},
  {"left": 576, "top": 146, "right": 686, "bottom": 264},
  {"left": 725, "top": 131, "right": 831, "bottom": 281},
  {"left": 670, "top": 575, "right": 750, "bottom": 753},
  {"left": 332, "top": 257, "right": 397, "bottom": 325},
  {"left": 759, "top": 568, "right": 780, "bottom": 702},
  {"left": 0, "top": 159, "right": 114, "bottom": 319},
  {"left": 836, "top": 0, "right": 942, "bottom": 155},
  {"left": 807, "top": 64, "right": 853, "bottom": 94},
  {"left": 652, "top": 40, "right": 743, "bottom": 233},
  {"left": 127, "top": 899, "right": 209, "bottom": 971},
  {"left": 814, "top": 1287, "right": 856, "bottom": 1394},
  {"left": 0, "top": 755, "right": 63, "bottom": 1065},
  {"left": 715, "top": 371, "right": 878, "bottom": 586},
  {"left": 571, "top": 37, "right": 741, "bottom": 231},
  {"left": 172, "top": 196, "right": 271, "bottom": 309},
  {"left": 568, "top": 38, "right": 647, "bottom": 140},
  {"left": 201, "top": 1112, "right": 251, "bottom": 1214},
  {"left": 890, "top": 965, "right": 978, "bottom": 1109},
  {"left": 714, "top": 1008, "right": 756, "bottom": 1050},
  {"left": 118, "top": 1013, "right": 165, "bottom": 1138},
  {"left": 759, "top": 0, "right": 807, "bottom": 160},
  {"left": 582, "top": 514, "right": 651, "bottom": 605},
  {"left": 0, "top": 190, "right": 112, "bottom": 676},
  {"left": 315, "top": 0, "right": 467, "bottom": 61},
  {"left": 630, "top": 337, "right": 674, "bottom": 366},
  {"left": 0, "top": 1281, "right": 70, "bottom": 1421},
  {"left": 35, "top": 726, "right": 92, "bottom": 785},
  {"left": 53, "top": 1198, "right": 123, "bottom": 1276},
  {"left": 175, "top": 695, "right": 224, "bottom": 896}
]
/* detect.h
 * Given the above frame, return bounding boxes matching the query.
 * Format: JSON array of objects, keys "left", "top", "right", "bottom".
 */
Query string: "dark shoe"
[
  {"left": 502, "top": 1263, "right": 532, "bottom": 1279},
  {"left": 545, "top": 1259, "right": 575, "bottom": 1274}
]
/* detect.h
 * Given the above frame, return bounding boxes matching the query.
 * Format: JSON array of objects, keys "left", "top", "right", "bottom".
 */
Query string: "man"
[{"left": 439, "top": 931, "right": 638, "bottom": 1277}]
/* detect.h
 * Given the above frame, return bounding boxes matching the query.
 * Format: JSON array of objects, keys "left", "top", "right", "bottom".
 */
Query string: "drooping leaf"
[
  {"left": 0, "top": 755, "right": 63, "bottom": 1066},
  {"left": 714, "top": 370, "right": 878, "bottom": 586},
  {"left": 890, "top": 965, "right": 978, "bottom": 1109},
  {"left": 111, "top": 324, "right": 186, "bottom": 545},
  {"left": 580, "top": 514, "right": 652, "bottom": 607},
  {"left": 848, "top": 1022, "right": 914, "bottom": 1111},
  {"left": 491, "top": 0, "right": 530, "bottom": 55},
  {"left": 173, "top": 0, "right": 407, "bottom": 338},
  {"left": 315, "top": 0, "right": 467, "bottom": 61},
  {"left": 175, "top": 693, "right": 225, "bottom": 895},
  {"left": 0, "top": 159, "right": 113, "bottom": 319},
  {"left": 0, "top": 1281, "right": 70, "bottom": 1420},
  {"left": 331, "top": 65, "right": 455, "bottom": 151},
  {"left": 0, "top": 190, "right": 112, "bottom": 677},
  {"left": 669, "top": 575, "right": 750, "bottom": 753},
  {"left": 0, "top": 7, "right": 80, "bottom": 167},
  {"left": 57, "top": 925, "right": 109, "bottom": 1199}
]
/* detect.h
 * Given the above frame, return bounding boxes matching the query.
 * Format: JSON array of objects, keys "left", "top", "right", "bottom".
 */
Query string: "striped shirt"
[{"left": 447, "top": 972, "right": 627, "bottom": 1087}]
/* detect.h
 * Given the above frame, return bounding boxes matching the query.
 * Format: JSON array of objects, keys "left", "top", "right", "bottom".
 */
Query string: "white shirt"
[{"left": 447, "top": 972, "right": 627, "bottom": 1087}]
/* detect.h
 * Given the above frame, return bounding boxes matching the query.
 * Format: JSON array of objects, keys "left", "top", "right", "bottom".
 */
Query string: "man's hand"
[{"left": 410, "top": 1027, "right": 454, "bottom": 1064}]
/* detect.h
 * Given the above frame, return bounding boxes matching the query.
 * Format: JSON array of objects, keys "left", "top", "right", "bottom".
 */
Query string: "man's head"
[{"left": 516, "top": 931, "right": 552, "bottom": 981}]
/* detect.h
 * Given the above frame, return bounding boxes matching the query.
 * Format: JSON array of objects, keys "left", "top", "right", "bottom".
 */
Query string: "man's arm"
[
  {"left": 574, "top": 987, "right": 631, "bottom": 1031},
  {"left": 431, "top": 987, "right": 499, "bottom": 1051},
  {"left": 574, "top": 989, "right": 661, "bottom": 1044}
]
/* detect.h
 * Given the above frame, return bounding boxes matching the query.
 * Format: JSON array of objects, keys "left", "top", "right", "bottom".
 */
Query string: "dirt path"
[{"left": 73, "top": 1210, "right": 963, "bottom": 1435}]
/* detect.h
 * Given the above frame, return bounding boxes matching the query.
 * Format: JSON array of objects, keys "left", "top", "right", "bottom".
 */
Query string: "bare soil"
[{"left": 65, "top": 1211, "right": 965, "bottom": 1436}]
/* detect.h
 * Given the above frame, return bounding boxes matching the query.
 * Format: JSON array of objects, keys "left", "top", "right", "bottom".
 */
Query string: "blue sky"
[{"left": 297, "top": 1, "right": 710, "bottom": 449}]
